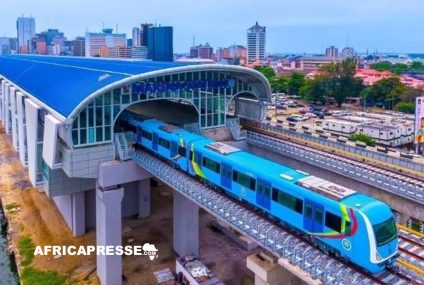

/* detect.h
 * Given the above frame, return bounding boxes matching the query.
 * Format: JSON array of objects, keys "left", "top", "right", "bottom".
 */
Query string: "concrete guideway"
[{"left": 131, "top": 150, "right": 414, "bottom": 285}]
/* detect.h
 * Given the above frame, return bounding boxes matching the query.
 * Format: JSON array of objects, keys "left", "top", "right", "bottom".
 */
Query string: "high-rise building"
[
  {"left": 247, "top": 22, "right": 266, "bottom": 63},
  {"left": 72, "top": 37, "right": 85, "bottom": 57},
  {"left": 132, "top": 27, "right": 141, "bottom": 47},
  {"left": 17, "top": 16, "right": 35, "bottom": 54},
  {"left": 85, "top": 28, "right": 126, "bottom": 57},
  {"left": 0, "top": 38, "right": 11, "bottom": 55},
  {"left": 140, "top": 23, "right": 153, "bottom": 46},
  {"left": 325, "top": 46, "right": 339, "bottom": 57},
  {"left": 147, "top": 26, "right": 173, "bottom": 62},
  {"left": 215, "top": 47, "right": 230, "bottom": 61},
  {"left": 190, "top": 43, "right": 213, "bottom": 59}
]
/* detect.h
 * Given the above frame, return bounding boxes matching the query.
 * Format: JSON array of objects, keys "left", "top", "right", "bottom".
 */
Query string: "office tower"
[
  {"left": 247, "top": 22, "right": 266, "bottom": 63},
  {"left": 132, "top": 27, "right": 141, "bottom": 47},
  {"left": 72, "top": 37, "right": 85, "bottom": 56},
  {"left": 325, "top": 46, "right": 339, "bottom": 57},
  {"left": 190, "top": 43, "right": 213, "bottom": 59},
  {"left": 17, "top": 16, "right": 35, "bottom": 54},
  {"left": 85, "top": 28, "right": 126, "bottom": 57},
  {"left": 140, "top": 23, "right": 153, "bottom": 46},
  {"left": 147, "top": 26, "right": 173, "bottom": 62}
]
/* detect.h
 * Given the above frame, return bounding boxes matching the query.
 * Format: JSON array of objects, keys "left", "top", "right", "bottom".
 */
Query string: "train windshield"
[{"left": 373, "top": 218, "right": 397, "bottom": 247}]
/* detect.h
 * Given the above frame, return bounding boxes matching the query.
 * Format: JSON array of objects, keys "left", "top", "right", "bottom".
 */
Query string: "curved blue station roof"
[{"left": 0, "top": 55, "right": 190, "bottom": 118}]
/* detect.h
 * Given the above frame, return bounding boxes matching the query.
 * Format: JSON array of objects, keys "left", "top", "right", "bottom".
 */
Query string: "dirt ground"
[{"left": 0, "top": 125, "right": 256, "bottom": 285}]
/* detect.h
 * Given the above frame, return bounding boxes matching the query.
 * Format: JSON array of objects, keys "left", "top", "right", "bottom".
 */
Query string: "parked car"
[
  {"left": 287, "top": 102, "right": 298, "bottom": 108},
  {"left": 332, "top": 110, "right": 344, "bottom": 117},
  {"left": 304, "top": 112, "right": 317, "bottom": 119},
  {"left": 276, "top": 104, "right": 287, "bottom": 110},
  {"left": 299, "top": 108, "right": 309, "bottom": 114},
  {"left": 287, "top": 115, "right": 304, "bottom": 122},
  {"left": 312, "top": 111, "right": 325, "bottom": 119}
]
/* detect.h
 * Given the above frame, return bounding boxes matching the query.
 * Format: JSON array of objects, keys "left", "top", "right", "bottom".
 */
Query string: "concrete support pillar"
[
  {"left": 72, "top": 192, "right": 86, "bottom": 236},
  {"left": 138, "top": 178, "right": 150, "bottom": 219},
  {"left": 5, "top": 83, "right": 11, "bottom": 134},
  {"left": 247, "top": 253, "right": 312, "bottom": 285},
  {"left": 16, "top": 92, "right": 27, "bottom": 166},
  {"left": 24, "top": 99, "right": 41, "bottom": 187},
  {"left": 173, "top": 191, "right": 199, "bottom": 257},
  {"left": 0, "top": 79, "right": 4, "bottom": 123},
  {"left": 96, "top": 186, "right": 124, "bottom": 285},
  {"left": 10, "top": 87, "right": 19, "bottom": 151}
]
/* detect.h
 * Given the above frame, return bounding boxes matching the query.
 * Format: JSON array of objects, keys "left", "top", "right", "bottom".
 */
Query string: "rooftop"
[{"left": 0, "top": 55, "right": 190, "bottom": 118}]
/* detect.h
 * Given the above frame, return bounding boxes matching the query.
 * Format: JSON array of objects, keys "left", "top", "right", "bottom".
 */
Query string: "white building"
[
  {"left": 247, "top": 22, "right": 266, "bottom": 63},
  {"left": 17, "top": 17, "right": 35, "bottom": 54},
  {"left": 132, "top": 27, "right": 141, "bottom": 47},
  {"left": 85, "top": 28, "right": 126, "bottom": 57}
]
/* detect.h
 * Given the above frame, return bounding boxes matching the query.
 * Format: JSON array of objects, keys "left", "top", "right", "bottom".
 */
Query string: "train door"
[
  {"left": 304, "top": 200, "right": 324, "bottom": 233},
  {"left": 256, "top": 179, "right": 271, "bottom": 210},
  {"left": 220, "top": 163, "right": 232, "bottom": 189},
  {"left": 170, "top": 141, "right": 178, "bottom": 158},
  {"left": 152, "top": 133, "right": 158, "bottom": 151}
]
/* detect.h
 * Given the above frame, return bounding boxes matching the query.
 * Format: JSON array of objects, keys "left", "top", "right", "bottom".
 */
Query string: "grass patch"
[
  {"left": 18, "top": 236, "right": 35, "bottom": 266},
  {"left": 5, "top": 202, "right": 20, "bottom": 211},
  {"left": 21, "top": 267, "right": 66, "bottom": 285}
]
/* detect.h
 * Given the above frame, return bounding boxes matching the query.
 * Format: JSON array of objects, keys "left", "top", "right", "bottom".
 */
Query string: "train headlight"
[{"left": 376, "top": 252, "right": 382, "bottom": 262}]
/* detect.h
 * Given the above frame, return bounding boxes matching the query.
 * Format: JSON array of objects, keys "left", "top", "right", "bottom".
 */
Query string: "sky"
[{"left": 1, "top": 0, "right": 423, "bottom": 54}]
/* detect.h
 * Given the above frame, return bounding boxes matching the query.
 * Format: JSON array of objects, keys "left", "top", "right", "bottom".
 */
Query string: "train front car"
[{"left": 341, "top": 194, "right": 399, "bottom": 273}]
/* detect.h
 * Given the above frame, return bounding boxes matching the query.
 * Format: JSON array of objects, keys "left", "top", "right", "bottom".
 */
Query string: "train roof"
[
  {"left": 141, "top": 119, "right": 205, "bottom": 142},
  {"left": 195, "top": 140, "right": 307, "bottom": 182}
]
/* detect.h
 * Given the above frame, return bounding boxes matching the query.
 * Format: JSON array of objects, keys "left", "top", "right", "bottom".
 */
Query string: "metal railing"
[
  {"left": 131, "top": 150, "right": 401, "bottom": 285},
  {"left": 258, "top": 123, "right": 424, "bottom": 175},
  {"left": 247, "top": 131, "right": 424, "bottom": 205},
  {"left": 114, "top": 132, "right": 134, "bottom": 161},
  {"left": 227, "top": 117, "right": 246, "bottom": 141}
]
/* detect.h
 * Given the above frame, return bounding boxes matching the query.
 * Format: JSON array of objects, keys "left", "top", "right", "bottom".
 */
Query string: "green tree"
[
  {"left": 288, "top": 72, "right": 305, "bottom": 95},
  {"left": 391, "top": 63, "right": 409, "bottom": 75},
  {"left": 269, "top": 76, "right": 288, "bottom": 93},
  {"left": 349, "top": 133, "right": 376, "bottom": 147},
  {"left": 254, "top": 66, "right": 275, "bottom": 79},
  {"left": 411, "top": 61, "right": 424, "bottom": 71},
  {"left": 371, "top": 61, "right": 392, "bottom": 72},
  {"left": 395, "top": 102, "right": 415, "bottom": 114},
  {"left": 360, "top": 77, "right": 405, "bottom": 109},
  {"left": 300, "top": 77, "right": 327, "bottom": 104},
  {"left": 401, "top": 87, "right": 423, "bottom": 103},
  {"left": 319, "top": 57, "right": 357, "bottom": 106}
]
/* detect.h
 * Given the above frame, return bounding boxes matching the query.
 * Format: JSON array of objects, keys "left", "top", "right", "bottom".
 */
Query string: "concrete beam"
[
  {"left": 96, "top": 186, "right": 124, "bottom": 285},
  {"left": 173, "top": 191, "right": 199, "bottom": 257},
  {"left": 138, "top": 179, "right": 150, "bottom": 219},
  {"left": 98, "top": 160, "right": 151, "bottom": 189}
]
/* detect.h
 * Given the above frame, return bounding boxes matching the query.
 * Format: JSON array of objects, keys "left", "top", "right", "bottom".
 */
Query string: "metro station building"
[{"left": 0, "top": 55, "right": 271, "bottom": 284}]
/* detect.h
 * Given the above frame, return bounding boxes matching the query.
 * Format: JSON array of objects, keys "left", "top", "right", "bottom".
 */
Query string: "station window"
[
  {"left": 178, "top": 146, "right": 187, "bottom": 157},
  {"left": 142, "top": 130, "right": 152, "bottom": 141},
  {"left": 272, "top": 189, "right": 303, "bottom": 214},
  {"left": 202, "top": 157, "right": 220, "bottom": 173},
  {"left": 325, "top": 212, "right": 342, "bottom": 233},
  {"left": 158, "top": 137, "right": 170, "bottom": 149},
  {"left": 232, "top": 170, "right": 256, "bottom": 190}
]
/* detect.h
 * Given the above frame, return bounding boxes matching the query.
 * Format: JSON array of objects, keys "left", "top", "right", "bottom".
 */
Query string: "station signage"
[
  {"left": 415, "top": 96, "right": 424, "bottom": 144},
  {"left": 132, "top": 79, "right": 236, "bottom": 94}
]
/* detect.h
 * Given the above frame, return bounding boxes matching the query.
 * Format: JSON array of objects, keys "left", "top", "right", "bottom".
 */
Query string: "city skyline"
[{"left": 0, "top": 0, "right": 423, "bottom": 54}]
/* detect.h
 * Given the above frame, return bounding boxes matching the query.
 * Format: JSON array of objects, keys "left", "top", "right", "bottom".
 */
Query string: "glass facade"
[{"left": 71, "top": 71, "right": 253, "bottom": 147}]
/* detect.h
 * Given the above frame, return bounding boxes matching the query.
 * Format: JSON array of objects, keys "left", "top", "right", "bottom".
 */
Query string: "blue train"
[{"left": 119, "top": 112, "right": 399, "bottom": 273}]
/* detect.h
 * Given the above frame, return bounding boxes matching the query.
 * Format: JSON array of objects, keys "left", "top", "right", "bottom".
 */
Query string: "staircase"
[
  {"left": 184, "top": 122, "right": 203, "bottom": 136},
  {"left": 114, "top": 132, "right": 134, "bottom": 161},
  {"left": 226, "top": 117, "right": 246, "bottom": 141}
]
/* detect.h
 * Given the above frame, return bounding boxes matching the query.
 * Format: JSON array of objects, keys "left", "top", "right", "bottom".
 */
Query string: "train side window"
[
  {"left": 305, "top": 203, "right": 313, "bottom": 218},
  {"left": 136, "top": 127, "right": 142, "bottom": 138},
  {"left": 202, "top": 157, "right": 220, "bottom": 173},
  {"left": 178, "top": 146, "right": 186, "bottom": 157},
  {"left": 233, "top": 170, "right": 255, "bottom": 190},
  {"left": 325, "top": 212, "right": 342, "bottom": 233},
  {"left": 272, "top": 188, "right": 303, "bottom": 214},
  {"left": 142, "top": 130, "right": 152, "bottom": 141},
  {"left": 158, "top": 138, "right": 170, "bottom": 149},
  {"left": 315, "top": 208, "right": 323, "bottom": 224}
]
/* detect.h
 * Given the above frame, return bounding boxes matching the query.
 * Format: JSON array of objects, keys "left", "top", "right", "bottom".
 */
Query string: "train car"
[{"left": 123, "top": 115, "right": 398, "bottom": 273}]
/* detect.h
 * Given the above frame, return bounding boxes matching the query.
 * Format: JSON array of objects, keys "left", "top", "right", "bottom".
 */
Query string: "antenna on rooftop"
[
  {"left": 116, "top": 24, "right": 118, "bottom": 33},
  {"left": 192, "top": 35, "right": 195, "bottom": 47}
]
